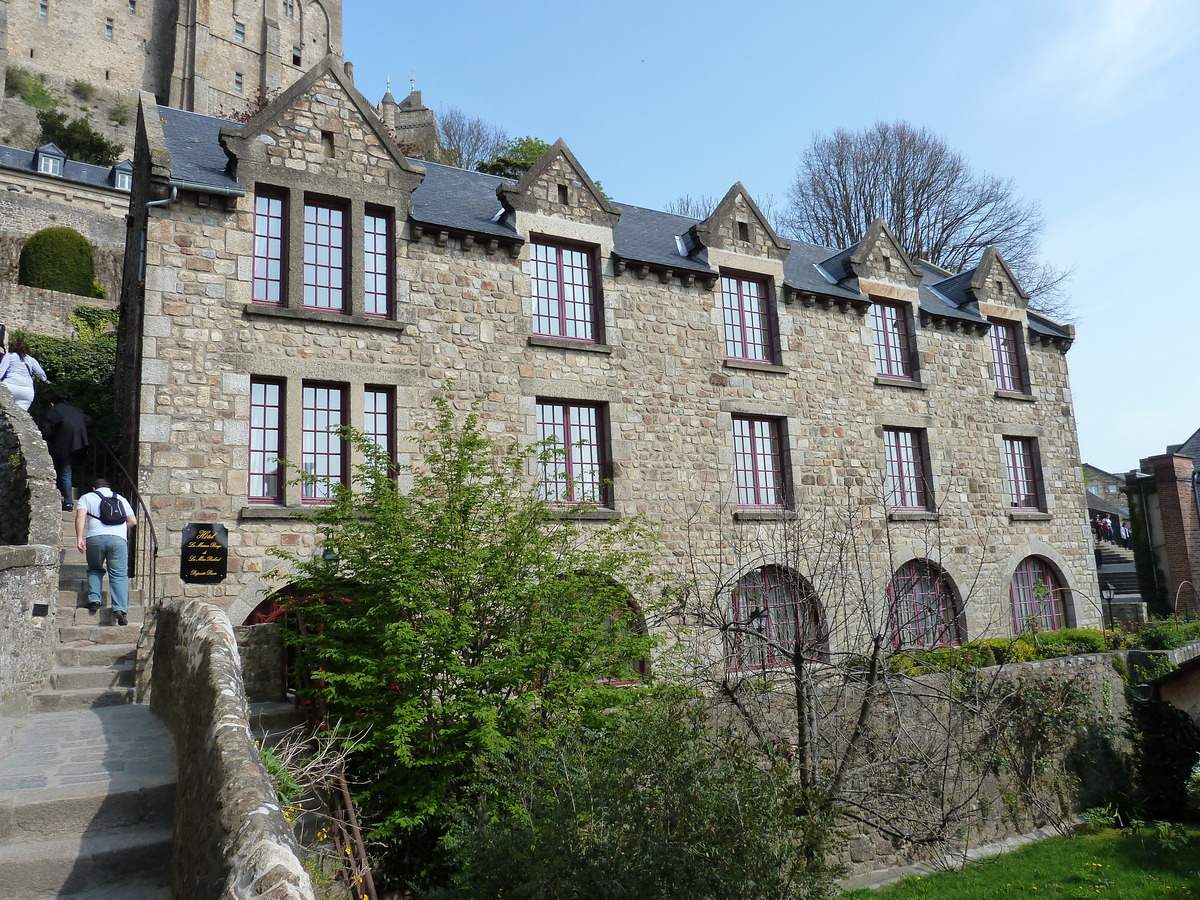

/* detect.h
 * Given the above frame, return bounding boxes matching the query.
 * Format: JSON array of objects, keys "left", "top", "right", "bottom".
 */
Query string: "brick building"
[
  {"left": 0, "top": 0, "right": 342, "bottom": 116},
  {"left": 1126, "top": 427, "right": 1200, "bottom": 615},
  {"left": 119, "top": 56, "right": 1096, "bottom": 655}
]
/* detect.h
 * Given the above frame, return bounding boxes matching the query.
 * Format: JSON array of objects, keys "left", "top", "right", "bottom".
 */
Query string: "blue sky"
[{"left": 345, "top": 0, "right": 1200, "bottom": 474}]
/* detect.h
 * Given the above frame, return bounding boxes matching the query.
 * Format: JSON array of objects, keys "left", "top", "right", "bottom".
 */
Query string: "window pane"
[
  {"left": 249, "top": 379, "right": 282, "bottom": 501},
  {"left": 303, "top": 201, "right": 345, "bottom": 311},
  {"left": 872, "top": 302, "right": 912, "bottom": 378},
  {"left": 722, "top": 276, "right": 772, "bottom": 362},
  {"left": 732, "top": 417, "right": 785, "bottom": 507},
  {"left": 536, "top": 401, "right": 605, "bottom": 504},
  {"left": 531, "top": 241, "right": 596, "bottom": 341},
  {"left": 301, "top": 384, "right": 345, "bottom": 501}
]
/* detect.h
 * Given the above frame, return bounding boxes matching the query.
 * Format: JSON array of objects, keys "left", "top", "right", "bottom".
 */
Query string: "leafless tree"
[
  {"left": 782, "top": 121, "right": 1073, "bottom": 318},
  {"left": 657, "top": 484, "right": 1107, "bottom": 872},
  {"left": 665, "top": 192, "right": 788, "bottom": 237},
  {"left": 438, "top": 107, "right": 507, "bottom": 171}
]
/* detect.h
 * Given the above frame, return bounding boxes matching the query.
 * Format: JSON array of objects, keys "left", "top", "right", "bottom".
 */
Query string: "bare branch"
[{"left": 438, "top": 107, "right": 508, "bottom": 171}]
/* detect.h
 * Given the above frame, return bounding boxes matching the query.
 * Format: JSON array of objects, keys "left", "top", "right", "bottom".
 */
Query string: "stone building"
[
  {"left": 0, "top": 0, "right": 342, "bottom": 116},
  {"left": 119, "top": 56, "right": 1096, "bottom": 656}
]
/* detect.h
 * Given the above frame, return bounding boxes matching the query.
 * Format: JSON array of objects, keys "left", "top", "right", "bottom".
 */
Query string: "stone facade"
[
  {"left": 0, "top": 386, "right": 61, "bottom": 715},
  {"left": 0, "top": 0, "right": 342, "bottom": 122},
  {"left": 120, "top": 57, "right": 1096, "bottom": 655}
]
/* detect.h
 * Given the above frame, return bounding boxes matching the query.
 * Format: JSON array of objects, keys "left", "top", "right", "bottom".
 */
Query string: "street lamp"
[{"left": 1100, "top": 582, "right": 1115, "bottom": 631}]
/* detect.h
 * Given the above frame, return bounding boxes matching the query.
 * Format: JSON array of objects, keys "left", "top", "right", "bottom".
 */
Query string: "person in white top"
[
  {"left": 75, "top": 478, "right": 137, "bottom": 626},
  {"left": 0, "top": 337, "right": 49, "bottom": 411}
]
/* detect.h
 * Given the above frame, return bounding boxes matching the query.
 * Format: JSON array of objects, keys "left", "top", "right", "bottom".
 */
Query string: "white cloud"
[{"left": 1022, "top": 0, "right": 1200, "bottom": 117}]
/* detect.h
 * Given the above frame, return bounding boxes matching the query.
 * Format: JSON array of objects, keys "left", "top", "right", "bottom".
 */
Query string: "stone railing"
[
  {"left": 149, "top": 599, "right": 314, "bottom": 900},
  {"left": 0, "top": 387, "right": 61, "bottom": 715}
]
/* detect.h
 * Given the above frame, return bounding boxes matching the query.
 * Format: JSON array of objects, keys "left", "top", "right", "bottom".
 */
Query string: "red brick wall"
[{"left": 1144, "top": 454, "right": 1200, "bottom": 614}]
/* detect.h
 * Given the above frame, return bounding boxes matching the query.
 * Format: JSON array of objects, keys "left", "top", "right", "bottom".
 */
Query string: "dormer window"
[
  {"left": 35, "top": 144, "right": 65, "bottom": 177},
  {"left": 112, "top": 161, "right": 133, "bottom": 192}
]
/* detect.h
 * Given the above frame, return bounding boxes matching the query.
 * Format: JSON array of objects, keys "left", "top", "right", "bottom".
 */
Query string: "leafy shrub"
[
  {"left": 5, "top": 66, "right": 57, "bottom": 110},
  {"left": 1038, "top": 628, "right": 1109, "bottom": 656},
  {"left": 1126, "top": 697, "right": 1200, "bottom": 820},
  {"left": 18, "top": 227, "right": 95, "bottom": 296},
  {"left": 36, "top": 108, "right": 122, "bottom": 166},
  {"left": 107, "top": 102, "right": 130, "bottom": 127},
  {"left": 19, "top": 312, "right": 118, "bottom": 446},
  {"left": 1188, "top": 758, "right": 1200, "bottom": 815},
  {"left": 1132, "top": 617, "right": 1200, "bottom": 651},
  {"left": 68, "top": 79, "right": 96, "bottom": 101}
]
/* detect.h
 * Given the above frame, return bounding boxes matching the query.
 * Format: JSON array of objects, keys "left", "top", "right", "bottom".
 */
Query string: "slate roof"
[
  {"left": 0, "top": 144, "right": 131, "bottom": 192},
  {"left": 153, "top": 103, "right": 1073, "bottom": 337},
  {"left": 158, "top": 106, "right": 243, "bottom": 194},
  {"left": 1168, "top": 426, "right": 1200, "bottom": 458}
]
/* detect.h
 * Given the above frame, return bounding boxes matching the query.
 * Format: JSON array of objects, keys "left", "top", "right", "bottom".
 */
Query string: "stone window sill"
[
  {"left": 528, "top": 335, "right": 613, "bottom": 354},
  {"left": 995, "top": 389, "right": 1035, "bottom": 402},
  {"left": 733, "top": 509, "right": 797, "bottom": 522},
  {"left": 246, "top": 303, "right": 413, "bottom": 332},
  {"left": 239, "top": 506, "right": 312, "bottom": 520},
  {"left": 724, "top": 359, "right": 789, "bottom": 375},
  {"left": 888, "top": 510, "right": 939, "bottom": 523},
  {"left": 874, "top": 375, "right": 928, "bottom": 391},
  {"left": 549, "top": 506, "right": 620, "bottom": 520},
  {"left": 1009, "top": 510, "right": 1052, "bottom": 522}
]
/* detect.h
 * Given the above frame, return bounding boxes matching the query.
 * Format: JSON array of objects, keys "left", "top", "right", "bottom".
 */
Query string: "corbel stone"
[
  {"left": 461, "top": 234, "right": 475, "bottom": 251},
  {"left": 435, "top": 230, "right": 449, "bottom": 247},
  {"left": 818, "top": 297, "right": 835, "bottom": 311},
  {"left": 507, "top": 242, "right": 521, "bottom": 259},
  {"left": 682, "top": 272, "right": 696, "bottom": 287},
  {"left": 614, "top": 258, "right": 627, "bottom": 275},
  {"left": 410, "top": 224, "right": 424, "bottom": 243},
  {"left": 635, "top": 265, "right": 649, "bottom": 280},
  {"left": 836, "top": 299, "right": 854, "bottom": 313},
  {"left": 658, "top": 268, "right": 673, "bottom": 284},
  {"left": 485, "top": 238, "right": 499, "bottom": 255}
]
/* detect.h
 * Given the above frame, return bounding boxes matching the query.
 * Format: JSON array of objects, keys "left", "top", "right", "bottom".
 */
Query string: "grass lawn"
[{"left": 841, "top": 828, "right": 1200, "bottom": 900}]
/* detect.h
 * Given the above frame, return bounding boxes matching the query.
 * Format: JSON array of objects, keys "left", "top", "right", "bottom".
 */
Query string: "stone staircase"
[
  {"left": 1096, "top": 541, "right": 1141, "bottom": 596},
  {"left": 0, "top": 510, "right": 175, "bottom": 898}
]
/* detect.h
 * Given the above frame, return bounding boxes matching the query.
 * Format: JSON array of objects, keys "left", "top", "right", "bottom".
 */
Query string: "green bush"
[
  {"left": 5, "top": 66, "right": 57, "bottom": 110},
  {"left": 18, "top": 227, "right": 95, "bottom": 296},
  {"left": 886, "top": 630, "right": 1109, "bottom": 676},
  {"left": 1132, "top": 617, "right": 1200, "bottom": 651},
  {"left": 36, "top": 108, "right": 122, "bottom": 167},
  {"left": 68, "top": 79, "right": 96, "bottom": 101},
  {"left": 20, "top": 319, "right": 118, "bottom": 447},
  {"left": 107, "top": 102, "right": 130, "bottom": 127}
]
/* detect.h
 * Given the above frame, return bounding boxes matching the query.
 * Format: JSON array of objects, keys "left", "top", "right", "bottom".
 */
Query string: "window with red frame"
[
  {"left": 990, "top": 319, "right": 1027, "bottom": 393},
  {"left": 303, "top": 200, "right": 345, "bottom": 311},
  {"left": 1003, "top": 436, "right": 1043, "bottom": 510},
  {"left": 732, "top": 416, "right": 787, "bottom": 508},
  {"left": 302, "top": 383, "right": 346, "bottom": 502},
  {"left": 721, "top": 274, "right": 774, "bottom": 362},
  {"left": 888, "top": 560, "right": 962, "bottom": 648},
  {"left": 536, "top": 400, "right": 607, "bottom": 505},
  {"left": 363, "top": 209, "right": 391, "bottom": 317},
  {"left": 726, "top": 567, "right": 822, "bottom": 671},
  {"left": 1010, "top": 556, "right": 1070, "bottom": 633},
  {"left": 249, "top": 378, "right": 283, "bottom": 502},
  {"left": 363, "top": 386, "right": 393, "bottom": 462},
  {"left": 531, "top": 240, "right": 598, "bottom": 341},
  {"left": 883, "top": 427, "right": 930, "bottom": 510},
  {"left": 871, "top": 301, "right": 914, "bottom": 378},
  {"left": 252, "top": 191, "right": 285, "bottom": 304}
]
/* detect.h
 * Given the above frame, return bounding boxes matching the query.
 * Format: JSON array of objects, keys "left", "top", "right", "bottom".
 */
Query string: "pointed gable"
[
  {"left": 846, "top": 218, "right": 921, "bottom": 287},
  {"left": 688, "top": 183, "right": 789, "bottom": 261},
  {"left": 220, "top": 55, "right": 424, "bottom": 200},
  {"left": 968, "top": 246, "right": 1030, "bottom": 311},
  {"left": 497, "top": 139, "right": 619, "bottom": 228}
]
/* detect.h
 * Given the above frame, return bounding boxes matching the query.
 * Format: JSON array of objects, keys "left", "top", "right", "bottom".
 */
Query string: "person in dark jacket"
[{"left": 42, "top": 400, "right": 91, "bottom": 510}]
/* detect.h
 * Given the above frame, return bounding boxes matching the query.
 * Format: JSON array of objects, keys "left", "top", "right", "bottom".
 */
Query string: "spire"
[{"left": 380, "top": 74, "right": 396, "bottom": 107}]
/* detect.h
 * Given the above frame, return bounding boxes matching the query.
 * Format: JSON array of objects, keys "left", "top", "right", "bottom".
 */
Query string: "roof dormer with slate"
[
  {"left": 34, "top": 143, "right": 65, "bottom": 177},
  {"left": 844, "top": 217, "right": 922, "bottom": 299}
]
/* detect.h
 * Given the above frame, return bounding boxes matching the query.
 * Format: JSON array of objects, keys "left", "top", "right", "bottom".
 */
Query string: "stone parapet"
[{"left": 150, "top": 599, "right": 313, "bottom": 900}]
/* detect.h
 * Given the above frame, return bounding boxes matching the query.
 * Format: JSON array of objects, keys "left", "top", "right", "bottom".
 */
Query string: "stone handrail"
[{"left": 149, "top": 599, "right": 314, "bottom": 900}]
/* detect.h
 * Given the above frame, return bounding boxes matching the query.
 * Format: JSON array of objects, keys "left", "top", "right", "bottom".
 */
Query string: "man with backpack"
[{"left": 75, "top": 478, "right": 137, "bottom": 626}]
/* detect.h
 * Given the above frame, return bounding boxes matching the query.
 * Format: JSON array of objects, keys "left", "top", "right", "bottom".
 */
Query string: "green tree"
[
  {"left": 36, "top": 108, "right": 123, "bottom": 166},
  {"left": 435, "top": 689, "right": 840, "bottom": 900},
  {"left": 275, "top": 398, "right": 658, "bottom": 886},
  {"left": 18, "top": 227, "right": 96, "bottom": 296},
  {"left": 476, "top": 135, "right": 552, "bottom": 178}
]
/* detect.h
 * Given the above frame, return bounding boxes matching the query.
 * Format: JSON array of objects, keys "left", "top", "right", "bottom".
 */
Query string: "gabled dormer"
[
  {"left": 34, "top": 142, "right": 65, "bottom": 177},
  {"left": 110, "top": 159, "right": 133, "bottom": 192},
  {"left": 686, "top": 183, "right": 788, "bottom": 262},
  {"left": 497, "top": 139, "right": 619, "bottom": 229},
  {"left": 845, "top": 218, "right": 922, "bottom": 289},
  {"left": 967, "top": 247, "right": 1029, "bottom": 313},
  {"left": 220, "top": 54, "right": 425, "bottom": 210}
]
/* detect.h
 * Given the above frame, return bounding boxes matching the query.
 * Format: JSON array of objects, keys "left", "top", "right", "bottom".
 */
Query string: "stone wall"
[
  {"left": 149, "top": 599, "right": 314, "bottom": 900},
  {"left": 235, "top": 623, "right": 287, "bottom": 703},
  {"left": 0, "top": 385, "right": 61, "bottom": 714},
  {"left": 836, "top": 652, "right": 1128, "bottom": 877},
  {"left": 0, "top": 280, "right": 120, "bottom": 341}
]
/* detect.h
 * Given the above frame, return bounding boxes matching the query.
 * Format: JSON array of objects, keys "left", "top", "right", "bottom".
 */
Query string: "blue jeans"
[
  {"left": 85, "top": 535, "right": 128, "bottom": 613},
  {"left": 54, "top": 454, "right": 73, "bottom": 506}
]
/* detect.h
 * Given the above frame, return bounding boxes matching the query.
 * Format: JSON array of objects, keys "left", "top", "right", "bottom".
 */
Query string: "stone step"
[
  {"left": 64, "top": 605, "right": 145, "bottom": 627},
  {"left": 0, "top": 823, "right": 171, "bottom": 900},
  {"left": 29, "top": 687, "right": 135, "bottom": 713},
  {"left": 49, "top": 664, "right": 135, "bottom": 692},
  {"left": 56, "top": 644, "right": 136, "bottom": 668},
  {"left": 0, "top": 775, "right": 173, "bottom": 843},
  {"left": 59, "top": 624, "right": 144, "bottom": 645}
]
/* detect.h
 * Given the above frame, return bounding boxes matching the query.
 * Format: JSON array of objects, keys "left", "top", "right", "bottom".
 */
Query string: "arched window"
[
  {"left": 727, "top": 566, "right": 824, "bottom": 671},
  {"left": 888, "top": 560, "right": 963, "bottom": 648},
  {"left": 1010, "top": 556, "right": 1071, "bottom": 633}
]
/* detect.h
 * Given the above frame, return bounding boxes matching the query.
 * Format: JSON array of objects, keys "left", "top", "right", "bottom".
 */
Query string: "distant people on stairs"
[
  {"left": 42, "top": 399, "right": 92, "bottom": 510},
  {"left": 75, "top": 478, "right": 137, "bottom": 627},
  {"left": 0, "top": 337, "right": 49, "bottom": 411}
]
